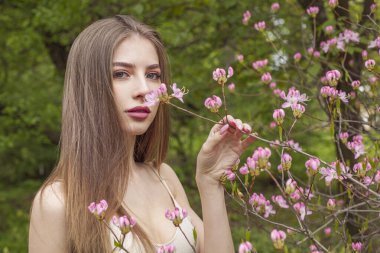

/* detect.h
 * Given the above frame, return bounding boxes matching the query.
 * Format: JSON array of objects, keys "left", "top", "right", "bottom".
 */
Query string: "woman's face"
[{"left": 112, "top": 35, "right": 161, "bottom": 136}]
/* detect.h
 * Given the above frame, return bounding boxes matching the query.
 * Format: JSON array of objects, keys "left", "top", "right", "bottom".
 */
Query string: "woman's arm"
[
  {"left": 29, "top": 182, "right": 68, "bottom": 253},
  {"left": 195, "top": 115, "right": 255, "bottom": 253}
]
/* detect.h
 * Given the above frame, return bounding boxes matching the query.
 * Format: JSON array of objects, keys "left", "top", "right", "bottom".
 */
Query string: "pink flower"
[
  {"left": 319, "top": 167, "right": 338, "bottom": 186},
  {"left": 365, "top": 59, "right": 376, "bottom": 71},
  {"left": 249, "top": 193, "right": 276, "bottom": 218},
  {"left": 170, "top": 83, "right": 184, "bottom": 103},
  {"left": 252, "top": 147, "right": 272, "bottom": 169},
  {"left": 239, "top": 241, "right": 253, "bottom": 253},
  {"left": 88, "top": 200, "right": 108, "bottom": 220},
  {"left": 204, "top": 95, "right": 222, "bottom": 113},
  {"left": 328, "top": 0, "right": 338, "bottom": 8},
  {"left": 374, "top": 170, "right": 380, "bottom": 184},
  {"left": 228, "top": 83, "right": 235, "bottom": 92},
  {"left": 307, "top": 6, "right": 319, "bottom": 17},
  {"left": 324, "top": 227, "right": 331, "bottom": 236},
  {"left": 325, "top": 25, "right": 334, "bottom": 33},
  {"left": 212, "top": 67, "right": 233, "bottom": 85},
  {"left": 326, "top": 198, "right": 336, "bottom": 211},
  {"left": 270, "top": 121, "right": 277, "bottom": 128},
  {"left": 362, "top": 50, "right": 368, "bottom": 59},
  {"left": 291, "top": 103, "right": 305, "bottom": 118},
  {"left": 368, "top": 76, "right": 378, "bottom": 85},
  {"left": 293, "top": 52, "right": 302, "bottom": 62},
  {"left": 269, "top": 82, "right": 276, "bottom": 89},
  {"left": 237, "top": 54, "right": 244, "bottom": 62},
  {"left": 271, "top": 3, "right": 280, "bottom": 13},
  {"left": 252, "top": 59, "right": 269, "bottom": 71},
  {"left": 239, "top": 164, "right": 249, "bottom": 175},
  {"left": 351, "top": 80, "right": 361, "bottom": 90},
  {"left": 271, "top": 195, "right": 289, "bottom": 208},
  {"left": 273, "top": 109, "right": 285, "bottom": 125},
  {"left": 313, "top": 51, "right": 320, "bottom": 58},
  {"left": 368, "top": 37, "right": 380, "bottom": 49},
  {"left": 339, "top": 132, "right": 349, "bottom": 143},
  {"left": 144, "top": 83, "right": 170, "bottom": 106},
  {"left": 351, "top": 242, "right": 363, "bottom": 252},
  {"left": 225, "top": 168, "right": 236, "bottom": 181},
  {"left": 371, "top": 3, "right": 377, "bottom": 12},
  {"left": 271, "top": 229, "right": 286, "bottom": 250},
  {"left": 254, "top": 21, "right": 266, "bottom": 31},
  {"left": 285, "top": 179, "right": 297, "bottom": 195},
  {"left": 305, "top": 158, "right": 320, "bottom": 176},
  {"left": 325, "top": 70, "right": 341, "bottom": 86},
  {"left": 281, "top": 153, "right": 292, "bottom": 171},
  {"left": 338, "top": 90, "right": 349, "bottom": 103},
  {"left": 261, "top": 72, "right": 272, "bottom": 84},
  {"left": 242, "top": 10, "right": 251, "bottom": 25},
  {"left": 112, "top": 215, "right": 136, "bottom": 234},
  {"left": 307, "top": 47, "right": 314, "bottom": 55},
  {"left": 165, "top": 207, "right": 187, "bottom": 227},
  {"left": 293, "top": 202, "right": 312, "bottom": 220},
  {"left": 281, "top": 87, "right": 309, "bottom": 108}
]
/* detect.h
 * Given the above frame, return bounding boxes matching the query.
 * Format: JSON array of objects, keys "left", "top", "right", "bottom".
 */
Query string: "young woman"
[{"left": 28, "top": 15, "right": 254, "bottom": 253}]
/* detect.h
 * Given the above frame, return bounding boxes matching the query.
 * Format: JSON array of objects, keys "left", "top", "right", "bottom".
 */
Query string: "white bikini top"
[{"left": 110, "top": 169, "right": 196, "bottom": 253}]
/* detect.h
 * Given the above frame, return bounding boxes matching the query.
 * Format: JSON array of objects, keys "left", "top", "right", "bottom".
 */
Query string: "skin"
[{"left": 29, "top": 35, "right": 255, "bottom": 253}]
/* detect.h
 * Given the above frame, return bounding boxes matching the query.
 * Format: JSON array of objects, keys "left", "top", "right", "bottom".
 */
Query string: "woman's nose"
[{"left": 133, "top": 75, "right": 151, "bottom": 99}]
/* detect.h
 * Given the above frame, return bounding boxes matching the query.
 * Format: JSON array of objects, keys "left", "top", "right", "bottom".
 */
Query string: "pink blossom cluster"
[
  {"left": 157, "top": 245, "right": 176, "bottom": 253},
  {"left": 144, "top": 83, "right": 185, "bottom": 106},
  {"left": 165, "top": 207, "right": 188, "bottom": 227},
  {"left": 293, "top": 202, "right": 312, "bottom": 220},
  {"left": 293, "top": 52, "right": 302, "bottom": 62},
  {"left": 368, "top": 36, "right": 380, "bottom": 49},
  {"left": 261, "top": 72, "right": 272, "bottom": 84},
  {"left": 204, "top": 95, "right": 222, "bottom": 113},
  {"left": 326, "top": 198, "right": 336, "bottom": 211},
  {"left": 271, "top": 3, "right": 280, "bottom": 13},
  {"left": 225, "top": 168, "right": 236, "bottom": 181},
  {"left": 305, "top": 157, "right": 320, "bottom": 176},
  {"left": 279, "top": 153, "right": 292, "bottom": 171},
  {"left": 238, "top": 241, "right": 253, "bottom": 253},
  {"left": 319, "top": 161, "right": 350, "bottom": 186},
  {"left": 212, "top": 66, "right": 233, "bottom": 85},
  {"left": 351, "top": 242, "right": 363, "bottom": 252},
  {"left": 365, "top": 59, "right": 376, "bottom": 71},
  {"left": 346, "top": 135, "right": 366, "bottom": 159},
  {"left": 319, "top": 29, "right": 359, "bottom": 53},
  {"left": 328, "top": 0, "right": 338, "bottom": 8},
  {"left": 353, "top": 159, "right": 372, "bottom": 178},
  {"left": 310, "top": 244, "right": 322, "bottom": 253},
  {"left": 306, "top": 6, "right": 319, "bottom": 17},
  {"left": 88, "top": 199, "right": 108, "bottom": 220},
  {"left": 242, "top": 10, "right": 251, "bottom": 25},
  {"left": 351, "top": 80, "right": 361, "bottom": 89},
  {"left": 307, "top": 47, "right": 321, "bottom": 58},
  {"left": 252, "top": 147, "right": 272, "bottom": 169},
  {"left": 325, "top": 69, "right": 341, "bottom": 86},
  {"left": 252, "top": 59, "right": 269, "bottom": 71},
  {"left": 271, "top": 229, "right": 286, "bottom": 250},
  {"left": 112, "top": 215, "right": 137, "bottom": 235},
  {"left": 280, "top": 87, "right": 308, "bottom": 118},
  {"left": 271, "top": 195, "right": 289, "bottom": 208},
  {"left": 254, "top": 21, "right": 266, "bottom": 31},
  {"left": 249, "top": 192, "right": 276, "bottom": 218},
  {"left": 273, "top": 109, "right": 285, "bottom": 125},
  {"left": 320, "top": 86, "right": 349, "bottom": 104}
]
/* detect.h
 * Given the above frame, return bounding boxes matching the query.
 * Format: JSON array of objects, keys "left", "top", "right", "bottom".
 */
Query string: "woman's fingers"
[{"left": 241, "top": 134, "right": 256, "bottom": 150}]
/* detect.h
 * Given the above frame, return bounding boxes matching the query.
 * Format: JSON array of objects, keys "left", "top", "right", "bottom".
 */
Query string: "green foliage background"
[{"left": 2, "top": 0, "right": 375, "bottom": 252}]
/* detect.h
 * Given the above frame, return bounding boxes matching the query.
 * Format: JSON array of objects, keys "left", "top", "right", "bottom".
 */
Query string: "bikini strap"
[{"left": 151, "top": 168, "right": 179, "bottom": 208}]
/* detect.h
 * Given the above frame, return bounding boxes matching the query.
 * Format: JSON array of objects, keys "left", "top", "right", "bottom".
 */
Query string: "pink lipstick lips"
[{"left": 125, "top": 106, "right": 151, "bottom": 120}]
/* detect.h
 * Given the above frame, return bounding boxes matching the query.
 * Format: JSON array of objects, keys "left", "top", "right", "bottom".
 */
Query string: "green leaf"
[{"left": 193, "top": 227, "right": 197, "bottom": 242}]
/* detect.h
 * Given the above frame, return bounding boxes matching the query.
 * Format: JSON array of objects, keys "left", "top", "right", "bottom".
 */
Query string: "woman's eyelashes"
[{"left": 112, "top": 70, "right": 161, "bottom": 81}]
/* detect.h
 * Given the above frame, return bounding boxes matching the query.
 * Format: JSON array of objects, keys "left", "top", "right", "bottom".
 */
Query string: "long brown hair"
[{"left": 38, "top": 15, "right": 170, "bottom": 253}]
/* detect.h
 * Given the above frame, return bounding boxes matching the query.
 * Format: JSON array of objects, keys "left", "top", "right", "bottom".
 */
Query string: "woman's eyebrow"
[{"left": 112, "top": 62, "right": 160, "bottom": 70}]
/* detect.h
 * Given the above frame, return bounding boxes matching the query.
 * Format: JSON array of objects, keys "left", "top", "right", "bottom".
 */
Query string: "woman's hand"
[{"left": 196, "top": 115, "right": 255, "bottom": 188}]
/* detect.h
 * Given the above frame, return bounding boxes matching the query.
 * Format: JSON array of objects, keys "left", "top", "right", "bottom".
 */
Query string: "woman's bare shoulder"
[{"left": 29, "top": 181, "right": 67, "bottom": 253}]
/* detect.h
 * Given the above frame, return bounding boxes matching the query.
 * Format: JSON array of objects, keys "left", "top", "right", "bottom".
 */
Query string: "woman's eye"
[
  {"left": 146, "top": 72, "right": 161, "bottom": 80},
  {"left": 113, "top": 71, "right": 130, "bottom": 79}
]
